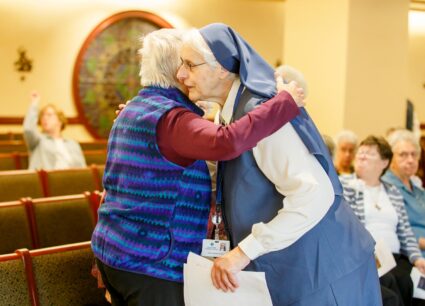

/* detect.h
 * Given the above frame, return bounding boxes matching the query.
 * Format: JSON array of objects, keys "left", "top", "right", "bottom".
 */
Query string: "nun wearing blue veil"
[{"left": 177, "top": 23, "right": 382, "bottom": 306}]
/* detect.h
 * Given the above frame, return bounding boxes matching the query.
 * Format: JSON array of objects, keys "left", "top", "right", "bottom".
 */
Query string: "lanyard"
[
  {"left": 213, "top": 84, "right": 245, "bottom": 240},
  {"left": 215, "top": 83, "right": 244, "bottom": 206}
]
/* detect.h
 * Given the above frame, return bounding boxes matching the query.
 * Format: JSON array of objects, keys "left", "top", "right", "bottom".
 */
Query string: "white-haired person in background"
[
  {"left": 382, "top": 129, "right": 425, "bottom": 258},
  {"left": 334, "top": 129, "right": 358, "bottom": 175}
]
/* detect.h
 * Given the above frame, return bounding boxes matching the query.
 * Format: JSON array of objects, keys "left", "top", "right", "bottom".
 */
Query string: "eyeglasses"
[
  {"left": 395, "top": 151, "right": 419, "bottom": 160},
  {"left": 179, "top": 58, "right": 207, "bottom": 71},
  {"left": 356, "top": 149, "right": 380, "bottom": 159},
  {"left": 180, "top": 58, "right": 215, "bottom": 71}
]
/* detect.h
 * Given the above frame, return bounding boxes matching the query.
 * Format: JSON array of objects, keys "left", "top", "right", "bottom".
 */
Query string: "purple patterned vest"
[{"left": 92, "top": 87, "right": 211, "bottom": 282}]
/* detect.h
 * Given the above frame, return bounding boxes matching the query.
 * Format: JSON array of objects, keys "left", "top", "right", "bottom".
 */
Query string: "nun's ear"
[{"left": 218, "top": 65, "right": 232, "bottom": 80}]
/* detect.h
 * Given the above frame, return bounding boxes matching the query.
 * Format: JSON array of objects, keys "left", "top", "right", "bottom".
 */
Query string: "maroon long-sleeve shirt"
[{"left": 156, "top": 91, "right": 300, "bottom": 167}]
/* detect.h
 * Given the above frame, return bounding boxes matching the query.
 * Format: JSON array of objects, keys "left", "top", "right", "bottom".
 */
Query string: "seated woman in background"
[
  {"left": 334, "top": 129, "right": 358, "bottom": 175},
  {"left": 383, "top": 129, "right": 425, "bottom": 257},
  {"left": 340, "top": 135, "right": 425, "bottom": 306},
  {"left": 23, "top": 91, "right": 86, "bottom": 170}
]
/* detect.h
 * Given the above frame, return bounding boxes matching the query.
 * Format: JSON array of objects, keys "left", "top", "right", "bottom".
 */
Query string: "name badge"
[{"left": 201, "top": 239, "right": 230, "bottom": 257}]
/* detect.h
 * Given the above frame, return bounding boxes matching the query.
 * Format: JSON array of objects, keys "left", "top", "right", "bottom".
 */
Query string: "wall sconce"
[{"left": 14, "top": 47, "right": 33, "bottom": 81}]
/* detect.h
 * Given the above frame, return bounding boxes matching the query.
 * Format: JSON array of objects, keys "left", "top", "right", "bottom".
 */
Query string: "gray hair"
[
  {"left": 275, "top": 65, "right": 309, "bottom": 98},
  {"left": 387, "top": 129, "right": 421, "bottom": 154},
  {"left": 139, "top": 28, "right": 184, "bottom": 88},
  {"left": 334, "top": 130, "right": 358, "bottom": 146},
  {"left": 182, "top": 29, "right": 220, "bottom": 69}
]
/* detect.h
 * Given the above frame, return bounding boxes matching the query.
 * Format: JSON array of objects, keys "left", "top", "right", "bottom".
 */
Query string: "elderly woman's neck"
[{"left": 390, "top": 166, "right": 412, "bottom": 190}]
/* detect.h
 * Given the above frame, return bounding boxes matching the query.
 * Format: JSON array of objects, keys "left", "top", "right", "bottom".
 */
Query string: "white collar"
[{"left": 220, "top": 78, "right": 241, "bottom": 124}]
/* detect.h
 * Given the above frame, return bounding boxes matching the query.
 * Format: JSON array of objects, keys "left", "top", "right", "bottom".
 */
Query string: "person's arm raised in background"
[{"left": 23, "top": 91, "right": 43, "bottom": 151}]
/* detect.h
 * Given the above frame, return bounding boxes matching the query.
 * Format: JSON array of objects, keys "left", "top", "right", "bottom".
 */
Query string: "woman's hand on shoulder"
[{"left": 275, "top": 73, "right": 305, "bottom": 107}]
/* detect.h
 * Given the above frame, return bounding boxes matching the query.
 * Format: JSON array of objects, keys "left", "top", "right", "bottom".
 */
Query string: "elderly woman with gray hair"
[
  {"left": 382, "top": 129, "right": 425, "bottom": 258},
  {"left": 334, "top": 129, "right": 358, "bottom": 175},
  {"left": 91, "top": 28, "right": 304, "bottom": 306}
]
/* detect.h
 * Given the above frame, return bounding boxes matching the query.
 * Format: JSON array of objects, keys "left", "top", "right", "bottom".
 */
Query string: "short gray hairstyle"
[
  {"left": 139, "top": 28, "right": 184, "bottom": 88},
  {"left": 334, "top": 130, "right": 358, "bottom": 146},
  {"left": 387, "top": 129, "right": 421, "bottom": 154}
]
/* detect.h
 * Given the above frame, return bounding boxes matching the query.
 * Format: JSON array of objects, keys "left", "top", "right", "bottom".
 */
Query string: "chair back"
[
  {"left": 79, "top": 140, "right": 108, "bottom": 151},
  {"left": 29, "top": 242, "right": 108, "bottom": 306},
  {"left": 0, "top": 140, "right": 27, "bottom": 153},
  {"left": 0, "top": 201, "right": 34, "bottom": 253},
  {"left": 0, "top": 153, "right": 17, "bottom": 170},
  {"left": 0, "top": 170, "right": 44, "bottom": 202},
  {"left": 28, "top": 194, "right": 95, "bottom": 248},
  {"left": 41, "top": 167, "right": 99, "bottom": 197},
  {"left": 0, "top": 253, "right": 32, "bottom": 306},
  {"left": 83, "top": 150, "right": 107, "bottom": 165}
]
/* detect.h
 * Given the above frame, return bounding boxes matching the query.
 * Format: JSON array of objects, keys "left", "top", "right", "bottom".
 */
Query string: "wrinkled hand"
[
  {"left": 196, "top": 101, "right": 221, "bottom": 122},
  {"left": 275, "top": 72, "right": 305, "bottom": 107},
  {"left": 114, "top": 100, "right": 130, "bottom": 121},
  {"left": 414, "top": 258, "right": 425, "bottom": 274},
  {"left": 211, "top": 246, "right": 250, "bottom": 292}
]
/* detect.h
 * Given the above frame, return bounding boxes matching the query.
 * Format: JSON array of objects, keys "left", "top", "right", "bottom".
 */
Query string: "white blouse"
[
  {"left": 221, "top": 80, "right": 335, "bottom": 260},
  {"left": 363, "top": 184, "right": 400, "bottom": 254}
]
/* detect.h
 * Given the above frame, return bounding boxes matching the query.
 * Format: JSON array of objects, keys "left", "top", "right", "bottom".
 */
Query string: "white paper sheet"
[
  {"left": 184, "top": 252, "right": 273, "bottom": 306},
  {"left": 411, "top": 267, "right": 425, "bottom": 299},
  {"left": 375, "top": 239, "right": 397, "bottom": 277}
]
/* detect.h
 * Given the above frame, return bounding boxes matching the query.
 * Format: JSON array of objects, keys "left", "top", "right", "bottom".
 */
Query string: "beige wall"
[
  {"left": 344, "top": 0, "right": 409, "bottom": 139},
  {"left": 284, "top": 0, "right": 413, "bottom": 140},
  {"left": 0, "top": 0, "right": 285, "bottom": 140},
  {"left": 283, "top": 0, "right": 350, "bottom": 138},
  {"left": 408, "top": 10, "right": 425, "bottom": 130},
  {"left": 0, "top": 0, "right": 424, "bottom": 142}
]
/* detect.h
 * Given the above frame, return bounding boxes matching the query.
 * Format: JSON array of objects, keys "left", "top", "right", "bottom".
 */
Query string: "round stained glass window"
[{"left": 73, "top": 11, "right": 172, "bottom": 138}]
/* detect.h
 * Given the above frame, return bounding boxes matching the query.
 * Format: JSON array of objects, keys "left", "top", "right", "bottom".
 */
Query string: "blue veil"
[{"left": 199, "top": 23, "right": 343, "bottom": 195}]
